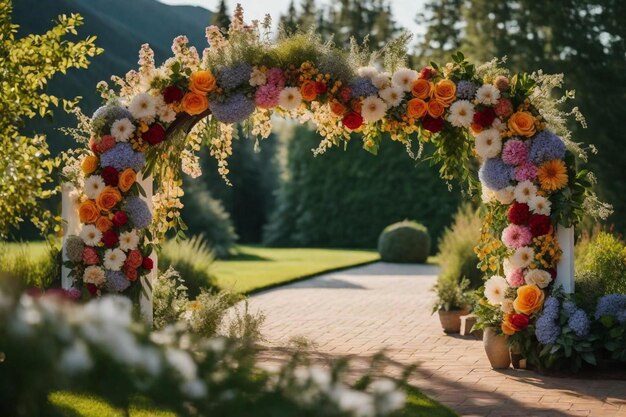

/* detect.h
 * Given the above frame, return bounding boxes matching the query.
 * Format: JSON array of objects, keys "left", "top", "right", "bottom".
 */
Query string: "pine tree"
[
  {"left": 279, "top": 0, "right": 298, "bottom": 34},
  {"left": 211, "top": 0, "right": 231, "bottom": 29}
]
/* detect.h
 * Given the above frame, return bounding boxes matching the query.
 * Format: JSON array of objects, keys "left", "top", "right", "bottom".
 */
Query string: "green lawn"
[
  {"left": 1, "top": 240, "right": 50, "bottom": 259},
  {"left": 213, "top": 245, "right": 380, "bottom": 293}
]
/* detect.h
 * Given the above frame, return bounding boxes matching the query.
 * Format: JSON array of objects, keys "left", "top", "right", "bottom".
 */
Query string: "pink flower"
[
  {"left": 506, "top": 269, "right": 526, "bottom": 287},
  {"left": 266, "top": 68, "right": 285, "bottom": 88},
  {"left": 494, "top": 98, "right": 513, "bottom": 118},
  {"left": 82, "top": 246, "right": 100, "bottom": 265},
  {"left": 255, "top": 84, "right": 281, "bottom": 109},
  {"left": 501, "top": 224, "right": 533, "bottom": 249},
  {"left": 501, "top": 139, "right": 528, "bottom": 165},
  {"left": 515, "top": 162, "right": 538, "bottom": 182},
  {"left": 97, "top": 135, "right": 116, "bottom": 153}
]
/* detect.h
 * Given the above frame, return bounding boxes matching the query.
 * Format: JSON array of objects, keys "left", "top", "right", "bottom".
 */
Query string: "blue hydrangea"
[
  {"left": 617, "top": 310, "right": 626, "bottom": 324},
  {"left": 568, "top": 309, "right": 590, "bottom": 337},
  {"left": 350, "top": 77, "right": 378, "bottom": 98},
  {"left": 479, "top": 158, "right": 514, "bottom": 190},
  {"left": 209, "top": 93, "right": 255, "bottom": 124},
  {"left": 594, "top": 294, "right": 626, "bottom": 320},
  {"left": 100, "top": 143, "right": 145, "bottom": 172},
  {"left": 125, "top": 196, "right": 152, "bottom": 229},
  {"left": 528, "top": 130, "right": 567, "bottom": 164},
  {"left": 91, "top": 104, "right": 133, "bottom": 137},
  {"left": 105, "top": 270, "right": 130, "bottom": 293},
  {"left": 456, "top": 80, "right": 477, "bottom": 100},
  {"left": 543, "top": 296, "right": 561, "bottom": 320},
  {"left": 535, "top": 296, "right": 561, "bottom": 345},
  {"left": 562, "top": 300, "right": 577, "bottom": 316},
  {"left": 217, "top": 63, "right": 252, "bottom": 90}
]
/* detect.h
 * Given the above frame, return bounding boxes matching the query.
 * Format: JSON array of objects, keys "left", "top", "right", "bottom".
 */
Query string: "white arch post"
[{"left": 555, "top": 225, "right": 575, "bottom": 293}]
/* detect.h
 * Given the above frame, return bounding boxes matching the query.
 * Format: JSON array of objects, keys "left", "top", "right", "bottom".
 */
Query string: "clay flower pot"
[
  {"left": 438, "top": 306, "right": 470, "bottom": 333},
  {"left": 483, "top": 327, "right": 511, "bottom": 369}
]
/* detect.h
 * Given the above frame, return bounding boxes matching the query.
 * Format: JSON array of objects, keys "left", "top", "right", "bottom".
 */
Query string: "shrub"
[
  {"left": 377, "top": 220, "right": 430, "bottom": 263},
  {"left": 432, "top": 277, "right": 470, "bottom": 312},
  {"left": 437, "top": 204, "right": 483, "bottom": 289},
  {"left": 159, "top": 235, "right": 216, "bottom": 298},
  {"left": 153, "top": 267, "right": 189, "bottom": 330},
  {"left": 575, "top": 231, "right": 626, "bottom": 296}
]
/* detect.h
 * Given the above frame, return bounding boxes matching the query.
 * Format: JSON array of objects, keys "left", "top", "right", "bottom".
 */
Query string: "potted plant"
[
  {"left": 432, "top": 277, "right": 471, "bottom": 333},
  {"left": 472, "top": 290, "right": 511, "bottom": 369}
]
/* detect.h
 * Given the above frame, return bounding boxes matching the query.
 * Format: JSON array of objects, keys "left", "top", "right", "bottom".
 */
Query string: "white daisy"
[
  {"left": 492, "top": 117, "right": 506, "bottom": 133},
  {"left": 447, "top": 100, "right": 474, "bottom": 127},
  {"left": 481, "top": 186, "right": 497, "bottom": 203},
  {"left": 514, "top": 180, "right": 538, "bottom": 203},
  {"left": 495, "top": 186, "right": 515, "bottom": 205},
  {"left": 503, "top": 258, "right": 514, "bottom": 277},
  {"left": 391, "top": 68, "right": 419, "bottom": 92},
  {"left": 110, "top": 118, "right": 135, "bottom": 142},
  {"left": 79, "top": 224, "right": 102, "bottom": 246},
  {"left": 84, "top": 175, "right": 105, "bottom": 200},
  {"left": 509, "top": 246, "right": 535, "bottom": 269},
  {"left": 357, "top": 66, "right": 379, "bottom": 79},
  {"left": 372, "top": 72, "right": 391, "bottom": 89},
  {"left": 129, "top": 92, "right": 157, "bottom": 122},
  {"left": 360, "top": 96, "right": 387, "bottom": 123},
  {"left": 528, "top": 195, "right": 551, "bottom": 216},
  {"left": 119, "top": 229, "right": 139, "bottom": 251},
  {"left": 249, "top": 66, "right": 267, "bottom": 86},
  {"left": 524, "top": 269, "right": 552, "bottom": 289},
  {"left": 484, "top": 275, "right": 509, "bottom": 305},
  {"left": 103, "top": 248, "right": 126, "bottom": 271},
  {"left": 83, "top": 265, "right": 106, "bottom": 286},
  {"left": 158, "top": 105, "right": 177, "bottom": 123},
  {"left": 501, "top": 299, "right": 514, "bottom": 313},
  {"left": 475, "top": 128, "right": 502, "bottom": 159},
  {"left": 379, "top": 86, "right": 404, "bottom": 107},
  {"left": 278, "top": 87, "right": 303, "bottom": 111},
  {"left": 475, "top": 84, "right": 500, "bottom": 105}
]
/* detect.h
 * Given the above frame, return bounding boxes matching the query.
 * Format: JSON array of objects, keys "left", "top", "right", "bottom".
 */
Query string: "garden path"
[{"left": 247, "top": 262, "right": 626, "bottom": 417}]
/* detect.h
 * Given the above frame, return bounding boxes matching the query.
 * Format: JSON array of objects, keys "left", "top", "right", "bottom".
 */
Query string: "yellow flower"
[
  {"left": 81, "top": 155, "right": 99, "bottom": 175},
  {"left": 537, "top": 159, "right": 568, "bottom": 191}
]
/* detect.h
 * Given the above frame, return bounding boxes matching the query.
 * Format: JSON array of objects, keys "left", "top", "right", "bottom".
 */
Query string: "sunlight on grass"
[
  {"left": 49, "top": 392, "right": 176, "bottom": 417},
  {"left": 395, "top": 386, "right": 459, "bottom": 417}
]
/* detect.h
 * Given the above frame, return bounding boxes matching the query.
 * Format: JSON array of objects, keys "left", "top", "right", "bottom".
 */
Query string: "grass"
[
  {"left": 213, "top": 245, "right": 380, "bottom": 293},
  {"left": 1, "top": 240, "right": 50, "bottom": 259}
]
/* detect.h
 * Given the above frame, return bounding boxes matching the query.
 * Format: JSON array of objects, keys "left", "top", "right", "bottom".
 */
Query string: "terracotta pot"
[
  {"left": 483, "top": 327, "right": 511, "bottom": 369},
  {"left": 438, "top": 307, "right": 470, "bottom": 333}
]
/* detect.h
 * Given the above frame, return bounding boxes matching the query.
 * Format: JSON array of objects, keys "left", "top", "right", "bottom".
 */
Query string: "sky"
[{"left": 158, "top": 0, "right": 428, "bottom": 37}]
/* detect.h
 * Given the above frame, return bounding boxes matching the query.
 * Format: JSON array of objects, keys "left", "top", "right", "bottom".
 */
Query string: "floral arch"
[{"left": 61, "top": 6, "right": 606, "bottom": 339}]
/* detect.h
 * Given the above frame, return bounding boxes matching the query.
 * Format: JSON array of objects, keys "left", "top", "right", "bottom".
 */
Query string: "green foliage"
[
  {"left": 595, "top": 315, "right": 626, "bottom": 363},
  {"left": 437, "top": 204, "right": 483, "bottom": 289},
  {"left": 0, "top": 242, "right": 60, "bottom": 289},
  {"left": 378, "top": 221, "right": 431, "bottom": 264},
  {"left": 575, "top": 231, "right": 626, "bottom": 296},
  {"left": 158, "top": 236, "right": 216, "bottom": 298},
  {"left": 153, "top": 267, "right": 189, "bottom": 331},
  {"left": 432, "top": 277, "right": 470, "bottom": 313},
  {"left": 186, "top": 290, "right": 242, "bottom": 338}
]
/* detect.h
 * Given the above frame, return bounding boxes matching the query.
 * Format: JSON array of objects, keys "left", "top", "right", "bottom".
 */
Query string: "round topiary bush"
[{"left": 377, "top": 220, "right": 431, "bottom": 263}]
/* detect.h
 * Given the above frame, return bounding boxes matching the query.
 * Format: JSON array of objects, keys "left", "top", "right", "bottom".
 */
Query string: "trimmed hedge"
[{"left": 378, "top": 220, "right": 431, "bottom": 263}]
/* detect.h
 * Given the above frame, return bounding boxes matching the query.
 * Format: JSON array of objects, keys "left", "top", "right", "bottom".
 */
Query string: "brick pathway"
[{"left": 247, "top": 262, "right": 626, "bottom": 417}]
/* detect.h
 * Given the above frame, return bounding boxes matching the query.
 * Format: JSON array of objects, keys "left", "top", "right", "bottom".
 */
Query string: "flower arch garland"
[{"left": 62, "top": 6, "right": 609, "bottom": 334}]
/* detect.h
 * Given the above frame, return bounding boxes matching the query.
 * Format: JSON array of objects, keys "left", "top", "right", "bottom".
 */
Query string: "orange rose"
[
  {"left": 81, "top": 155, "right": 99, "bottom": 175},
  {"left": 434, "top": 79, "right": 457, "bottom": 105},
  {"left": 182, "top": 92, "right": 209, "bottom": 115},
  {"left": 329, "top": 100, "right": 347, "bottom": 116},
  {"left": 470, "top": 122, "right": 484, "bottom": 135},
  {"left": 411, "top": 79, "right": 432, "bottom": 99},
  {"left": 427, "top": 99, "right": 446, "bottom": 118},
  {"left": 119, "top": 168, "right": 136, "bottom": 192},
  {"left": 96, "top": 216, "right": 113, "bottom": 232},
  {"left": 513, "top": 285, "right": 545, "bottom": 315},
  {"left": 96, "top": 186, "right": 122, "bottom": 211},
  {"left": 78, "top": 200, "right": 100, "bottom": 224},
  {"left": 508, "top": 111, "right": 536, "bottom": 137},
  {"left": 300, "top": 80, "right": 318, "bottom": 102},
  {"left": 189, "top": 70, "right": 216, "bottom": 95},
  {"left": 406, "top": 98, "right": 428, "bottom": 119}
]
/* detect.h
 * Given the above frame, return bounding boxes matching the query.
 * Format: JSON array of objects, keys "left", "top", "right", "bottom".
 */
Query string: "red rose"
[
  {"left": 315, "top": 81, "right": 328, "bottom": 94},
  {"left": 112, "top": 211, "right": 128, "bottom": 227},
  {"left": 86, "top": 283, "right": 98, "bottom": 296},
  {"left": 529, "top": 214, "right": 551, "bottom": 237},
  {"left": 473, "top": 107, "right": 496, "bottom": 128},
  {"left": 342, "top": 112, "right": 363, "bottom": 130},
  {"left": 507, "top": 203, "right": 530, "bottom": 225},
  {"left": 510, "top": 313, "right": 529, "bottom": 330},
  {"left": 143, "top": 123, "right": 166, "bottom": 146},
  {"left": 142, "top": 256, "right": 154, "bottom": 270},
  {"left": 548, "top": 268, "right": 557, "bottom": 280},
  {"left": 422, "top": 116, "right": 444, "bottom": 133},
  {"left": 101, "top": 166, "right": 119, "bottom": 187},
  {"left": 419, "top": 67, "right": 434, "bottom": 79},
  {"left": 162, "top": 85, "right": 184, "bottom": 104},
  {"left": 340, "top": 86, "right": 352, "bottom": 102},
  {"left": 101, "top": 230, "right": 119, "bottom": 247}
]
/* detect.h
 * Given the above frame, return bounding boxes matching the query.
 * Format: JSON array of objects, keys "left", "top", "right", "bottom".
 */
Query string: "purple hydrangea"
[
  {"left": 501, "top": 139, "right": 528, "bottom": 166},
  {"left": 100, "top": 143, "right": 145, "bottom": 172},
  {"left": 618, "top": 310, "right": 626, "bottom": 324},
  {"left": 91, "top": 104, "right": 133, "bottom": 137},
  {"left": 568, "top": 309, "right": 590, "bottom": 337},
  {"left": 350, "top": 77, "right": 378, "bottom": 98},
  {"left": 528, "top": 130, "right": 566, "bottom": 164},
  {"left": 594, "top": 294, "right": 626, "bottom": 321},
  {"left": 209, "top": 93, "right": 256, "bottom": 124},
  {"left": 105, "top": 270, "right": 130, "bottom": 293},
  {"left": 217, "top": 63, "right": 252, "bottom": 90},
  {"left": 125, "top": 196, "right": 152, "bottom": 229},
  {"left": 535, "top": 296, "right": 561, "bottom": 345},
  {"left": 456, "top": 80, "right": 477, "bottom": 100},
  {"left": 479, "top": 158, "right": 514, "bottom": 190}
]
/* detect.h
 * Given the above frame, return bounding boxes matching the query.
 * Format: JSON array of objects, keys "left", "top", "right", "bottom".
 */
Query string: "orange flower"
[
  {"left": 501, "top": 313, "right": 528, "bottom": 336},
  {"left": 411, "top": 79, "right": 432, "bottom": 99},
  {"left": 119, "top": 168, "right": 137, "bottom": 192},
  {"left": 96, "top": 186, "right": 122, "bottom": 211},
  {"left": 470, "top": 122, "right": 484, "bottom": 135},
  {"left": 434, "top": 79, "right": 456, "bottom": 105},
  {"left": 300, "top": 80, "right": 318, "bottom": 102},
  {"left": 189, "top": 70, "right": 216, "bottom": 95},
  {"left": 125, "top": 249, "right": 143, "bottom": 269},
  {"left": 406, "top": 98, "right": 428, "bottom": 118},
  {"left": 96, "top": 216, "right": 113, "bottom": 232},
  {"left": 513, "top": 285, "right": 545, "bottom": 315},
  {"left": 427, "top": 99, "right": 446, "bottom": 118},
  {"left": 537, "top": 159, "right": 568, "bottom": 192},
  {"left": 182, "top": 92, "right": 209, "bottom": 115},
  {"left": 351, "top": 98, "right": 362, "bottom": 114},
  {"left": 79, "top": 200, "right": 100, "bottom": 224},
  {"left": 329, "top": 100, "right": 347, "bottom": 116},
  {"left": 81, "top": 155, "right": 99, "bottom": 175},
  {"left": 508, "top": 111, "right": 536, "bottom": 137}
]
